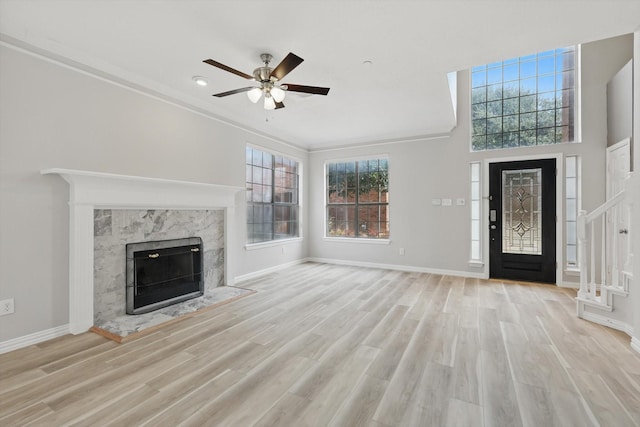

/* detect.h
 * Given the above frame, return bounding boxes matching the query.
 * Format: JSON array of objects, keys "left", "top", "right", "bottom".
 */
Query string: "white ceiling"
[{"left": 1, "top": 1, "right": 638, "bottom": 150}]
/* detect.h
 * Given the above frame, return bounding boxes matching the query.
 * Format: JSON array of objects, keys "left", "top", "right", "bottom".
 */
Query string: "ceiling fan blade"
[
  {"left": 284, "top": 84, "right": 330, "bottom": 96},
  {"left": 203, "top": 59, "right": 254, "bottom": 80},
  {"left": 275, "top": 101, "right": 285, "bottom": 110},
  {"left": 213, "top": 87, "right": 255, "bottom": 97},
  {"left": 270, "top": 53, "right": 304, "bottom": 81}
]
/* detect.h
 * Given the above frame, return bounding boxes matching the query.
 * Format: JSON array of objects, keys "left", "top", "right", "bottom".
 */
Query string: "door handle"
[
  {"left": 619, "top": 229, "right": 628, "bottom": 234},
  {"left": 491, "top": 225, "right": 497, "bottom": 229}
]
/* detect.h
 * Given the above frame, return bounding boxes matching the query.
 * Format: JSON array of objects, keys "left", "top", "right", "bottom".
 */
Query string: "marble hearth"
[
  {"left": 41, "top": 169, "right": 244, "bottom": 334},
  {"left": 94, "top": 209, "right": 224, "bottom": 325}
]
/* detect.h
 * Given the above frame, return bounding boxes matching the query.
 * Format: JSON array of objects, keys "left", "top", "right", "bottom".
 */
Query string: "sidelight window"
[{"left": 565, "top": 156, "right": 579, "bottom": 268}]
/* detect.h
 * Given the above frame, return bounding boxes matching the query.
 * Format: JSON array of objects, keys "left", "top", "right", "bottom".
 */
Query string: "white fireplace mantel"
[{"left": 41, "top": 168, "right": 244, "bottom": 334}]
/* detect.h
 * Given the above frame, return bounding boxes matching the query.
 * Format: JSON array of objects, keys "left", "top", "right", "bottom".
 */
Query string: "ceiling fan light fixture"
[
  {"left": 270, "top": 86, "right": 286, "bottom": 103},
  {"left": 192, "top": 76, "right": 208, "bottom": 86},
  {"left": 264, "top": 94, "right": 276, "bottom": 110},
  {"left": 247, "top": 87, "right": 262, "bottom": 103}
]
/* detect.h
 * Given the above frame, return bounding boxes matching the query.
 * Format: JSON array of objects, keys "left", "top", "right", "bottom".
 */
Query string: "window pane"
[
  {"left": 520, "top": 60, "right": 536, "bottom": 78},
  {"left": 503, "top": 98, "right": 519, "bottom": 115},
  {"left": 471, "top": 219, "right": 480, "bottom": 240},
  {"left": 567, "top": 244, "right": 577, "bottom": 265},
  {"left": 472, "top": 70, "right": 486, "bottom": 88},
  {"left": 487, "top": 133, "right": 502, "bottom": 150},
  {"left": 472, "top": 87, "right": 487, "bottom": 104},
  {"left": 471, "top": 200, "right": 480, "bottom": 220},
  {"left": 503, "top": 64, "right": 518, "bottom": 81},
  {"left": 537, "top": 56, "right": 555, "bottom": 75},
  {"left": 566, "top": 156, "right": 576, "bottom": 177},
  {"left": 471, "top": 182, "right": 480, "bottom": 199},
  {"left": 503, "top": 115, "right": 519, "bottom": 132},
  {"left": 566, "top": 178, "right": 576, "bottom": 199},
  {"left": 471, "top": 241, "right": 480, "bottom": 260},
  {"left": 520, "top": 95, "right": 537, "bottom": 113},
  {"left": 472, "top": 103, "right": 486, "bottom": 119},
  {"left": 487, "top": 117, "right": 502, "bottom": 134},
  {"left": 486, "top": 100, "right": 502, "bottom": 117},
  {"left": 567, "top": 220, "right": 577, "bottom": 243},
  {"left": 487, "top": 67, "right": 502, "bottom": 84},
  {"left": 472, "top": 135, "right": 486, "bottom": 151},
  {"left": 503, "top": 132, "right": 519, "bottom": 148},
  {"left": 503, "top": 80, "right": 519, "bottom": 98},
  {"left": 473, "top": 119, "right": 486, "bottom": 136},
  {"left": 487, "top": 84, "right": 503, "bottom": 101}
]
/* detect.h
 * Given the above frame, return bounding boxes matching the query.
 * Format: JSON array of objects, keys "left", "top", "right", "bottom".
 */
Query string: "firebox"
[{"left": 126, "top": 237, "right": 204, "bottom": 314}]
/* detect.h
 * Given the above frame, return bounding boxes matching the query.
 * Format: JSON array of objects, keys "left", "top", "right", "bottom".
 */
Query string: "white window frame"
[
  {"left": 470, "top": 46, "right": 580, "bottom": 152},
  {"left": 245, "top": 144, "right": 303, "bottom": 248},
  {"left": 565, "top": 155, "right": 581, "bottom": 273},
  {"left": 469, "top": 162, "right": 483, "bottom": 267},
  {"left": 323, "top": 154, "right": 390, "bottom": 244}
]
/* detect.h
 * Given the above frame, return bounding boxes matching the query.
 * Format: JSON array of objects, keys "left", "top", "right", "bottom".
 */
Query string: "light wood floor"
[{"left": 1, "top": 262, "right": 640, "bottom": 426}]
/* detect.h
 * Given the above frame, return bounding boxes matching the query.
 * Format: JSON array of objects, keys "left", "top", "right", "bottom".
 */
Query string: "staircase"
[{"left": 576, "top": 173, "right": 634, "bottom": 335}]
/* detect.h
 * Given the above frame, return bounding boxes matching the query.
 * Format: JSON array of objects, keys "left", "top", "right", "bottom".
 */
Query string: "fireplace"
[{"left": 126, "top": 237, "right": 204, "bottom": 314}]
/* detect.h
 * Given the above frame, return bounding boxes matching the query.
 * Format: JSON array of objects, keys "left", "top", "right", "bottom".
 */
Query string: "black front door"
[{"left": 489, "top": 159, "right": 556, "bottom": 283}]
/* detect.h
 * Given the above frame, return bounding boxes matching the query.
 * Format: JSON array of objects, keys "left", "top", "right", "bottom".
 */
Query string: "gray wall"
[
  {"left": 308, "top": 35, "right": 633, "bottom": 283},
  {"left": 607, "top": 59, "right": 633, "bottom": 147},
  {"left": 0, "top": 44, "right": 308, "bottom": 342},
  {"left": 633, "top": 29, "right": 640, "bottom": 352}
]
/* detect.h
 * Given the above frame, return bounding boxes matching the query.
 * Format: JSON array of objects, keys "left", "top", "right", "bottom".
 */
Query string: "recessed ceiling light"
[{"left": 192, "top": 76, "right": 208, "bottom": 87}]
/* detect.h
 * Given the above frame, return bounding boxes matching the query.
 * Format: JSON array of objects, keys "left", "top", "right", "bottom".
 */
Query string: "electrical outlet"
[
  {"left": 0, "top": 298, "right": 14, "bottom": 316},
  {"left": 399, "top": 248, "right": 405, "bottom": 256}
]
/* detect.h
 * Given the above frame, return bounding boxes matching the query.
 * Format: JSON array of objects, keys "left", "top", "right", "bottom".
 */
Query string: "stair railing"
[{"left": 577, "top": 174, "right": 633, "bottom": 306}]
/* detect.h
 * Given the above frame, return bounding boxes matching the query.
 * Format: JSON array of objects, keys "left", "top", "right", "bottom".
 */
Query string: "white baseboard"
[
  {"left": 0, "top": 324, "right": 70, "bottom": 354},
  {"left": 306, "top": 257, "right": 487, "bottom": 279},
  {"left": 631, "top": 337, "right": 640, "bottom": 354},
  {"left": 579, "top": 310, "right": 634, "bottom": 336},
  {"left": 234, "top": 258, "right": 311, "bottom": 283}
]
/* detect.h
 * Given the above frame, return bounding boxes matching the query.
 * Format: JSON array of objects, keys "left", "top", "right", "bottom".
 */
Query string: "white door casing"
[{"left": 606, "top": 138, "right": 632, "bottom": 290}]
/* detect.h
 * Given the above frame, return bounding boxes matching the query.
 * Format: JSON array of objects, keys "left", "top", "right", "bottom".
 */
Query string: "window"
[
  {"left": 565, "top": 156, "right": 579, "bottom": 268},
  {"left": 471, "top": 47, "right": 576, "bottom": 151},
  {"left": 326, "top": 158, "right": 389, "bottom": 239},
  {"left": 470, "top": 162, "right": 481, "bottom": 263},
  {"left": 246, "top": 146, "right": 299, "bottom": 244}
]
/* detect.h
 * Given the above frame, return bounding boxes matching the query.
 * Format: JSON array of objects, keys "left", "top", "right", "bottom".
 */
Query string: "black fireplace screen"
[{"left": 126, "top": 237, "right": 204, "bottom": 314}]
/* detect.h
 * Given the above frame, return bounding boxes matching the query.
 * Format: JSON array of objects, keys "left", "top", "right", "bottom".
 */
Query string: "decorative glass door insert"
[{"left": 501, "top": 168, "right": 542, "bottom": 255}]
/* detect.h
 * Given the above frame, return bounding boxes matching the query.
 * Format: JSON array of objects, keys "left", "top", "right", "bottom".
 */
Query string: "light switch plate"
[
  {"left": 432, "top": 198, "right": 442, "bottom": 206},
  {"left": 442, "top": 198, "right": 452, "bottom": 206},
  {"left": 456, "top": 198, "right": 465, "bottom": 206}
]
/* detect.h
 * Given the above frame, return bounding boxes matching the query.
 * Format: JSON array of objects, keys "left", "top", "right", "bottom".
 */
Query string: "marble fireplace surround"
[{"left": 41, "top": 168, "right": 244, "bottom": 335}]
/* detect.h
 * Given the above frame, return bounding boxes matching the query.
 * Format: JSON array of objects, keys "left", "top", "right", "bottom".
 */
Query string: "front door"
[{"left": 489, "top": 159, "right": 556, "bottom": 283}]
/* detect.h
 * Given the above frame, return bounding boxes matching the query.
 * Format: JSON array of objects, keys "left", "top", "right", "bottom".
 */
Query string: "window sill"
[
  {"left": 564, "top": 267, "right": 580, "bottom": 276},
  {"left": 323, "top": 237, "right": 391, "bottom": 245},
  {"left": 245, "top": 237, "right": 303, "bottom": 251}
]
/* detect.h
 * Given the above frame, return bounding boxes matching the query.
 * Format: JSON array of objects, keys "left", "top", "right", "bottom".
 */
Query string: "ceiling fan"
[{"left": 203, "top": 52, "right": 330, "bottom": 110}]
